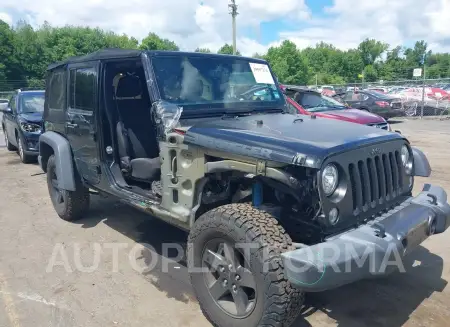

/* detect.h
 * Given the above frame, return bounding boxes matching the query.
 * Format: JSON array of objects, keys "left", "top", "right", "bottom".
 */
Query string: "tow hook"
[{"left": 427, "top": 213, "right": 437, "bottom": 236}]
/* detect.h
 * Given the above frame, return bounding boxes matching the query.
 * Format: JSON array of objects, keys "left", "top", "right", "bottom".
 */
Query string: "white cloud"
[
  {"left": 2, "top": 0, "right": 450, "bottom": 56},
  {"left": 280, "top": 0, "right": 450, "bottom": 52},
  {"left": 0, "top": 0, "right": 308, "bottom": 56},
  {"left": 0, "top": 12, "right": 13, "bottom": 25}
]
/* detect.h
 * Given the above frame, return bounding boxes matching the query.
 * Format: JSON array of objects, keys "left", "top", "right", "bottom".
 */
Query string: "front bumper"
[
  {"left": 281, "top": 184, "right": 450, "bottom": 292},
  {"left": 20, "top": 130, "right": 40, "bottom": 155}
]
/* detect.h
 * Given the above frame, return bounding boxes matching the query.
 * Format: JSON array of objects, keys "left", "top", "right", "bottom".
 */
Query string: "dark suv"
[
  {"left": 39, "top": 49, "right": 450, "bottom": 327},
  {"left": 1, "top": 89, "right": 45, "bottom": 163}
]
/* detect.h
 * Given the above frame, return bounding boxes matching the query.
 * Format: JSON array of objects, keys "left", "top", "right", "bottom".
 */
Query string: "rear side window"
[
  {"left": 299, "top": 93, "right": 323, "bottom": 108},
  {"left": 69, "top": 67, "right": 97, "bottom": 111},
  {"left": 9, "top": 96, "right": 16, "bottom": 112},
  {"left": 48, "top": 70, "right": 66, "bottom": 111}
]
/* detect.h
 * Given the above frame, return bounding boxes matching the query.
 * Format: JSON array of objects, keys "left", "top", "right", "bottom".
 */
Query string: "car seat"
[{"left": 114, "top": 74, "right": 160, "bottom": 182}]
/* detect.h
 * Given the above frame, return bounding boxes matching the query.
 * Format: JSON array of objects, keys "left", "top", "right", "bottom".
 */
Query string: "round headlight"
[
  {"left": 322, "top": 164, "right": 339, "bottom": 196},
  {"left": 401, "top": 145, "right": 409, "bottom": 166}
]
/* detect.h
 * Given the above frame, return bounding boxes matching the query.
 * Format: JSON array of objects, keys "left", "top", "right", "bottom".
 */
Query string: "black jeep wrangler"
[{"left": 40, "top": 49, "right": 450, "bottom": 327}]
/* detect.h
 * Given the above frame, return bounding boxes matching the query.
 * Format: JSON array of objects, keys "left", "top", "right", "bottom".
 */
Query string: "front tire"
[
  {"left": 17, "top": 135, "right": 35, "bottom": 163},
  {"left": 188, "top": 203, "right": 304, "bottom": 327},
  {"left": 46, "top": 154, "right": 90, "bottom": 221}
]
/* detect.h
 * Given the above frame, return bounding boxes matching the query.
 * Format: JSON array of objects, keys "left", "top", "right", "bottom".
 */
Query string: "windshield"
[
  {"left": 151, "top": 54, "right": 284, "bottom": 114},
  {"left": 19, "top": 93, "right": 45, "bottom": 113},
  {"left": 297, "top": 92, "right": 347, "bottom": 112}
]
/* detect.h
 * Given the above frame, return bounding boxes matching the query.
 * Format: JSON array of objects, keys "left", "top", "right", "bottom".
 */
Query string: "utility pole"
[
  {"left": 228, "top": 0, "right": 238, "bottom": 55},
  {"left": 421, "top": 53, "right": 426, "bottom": 119},
  {"left": 315, "top": 74, "right": 318, "bottom": 87},
  {"left": 361, "top": 70, "right": 365, "bottom": 89}
]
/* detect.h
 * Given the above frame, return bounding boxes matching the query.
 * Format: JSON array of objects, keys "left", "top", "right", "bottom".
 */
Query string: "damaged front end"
[{"left": 151, "top": 100, "right": 183, "bottom": 140}]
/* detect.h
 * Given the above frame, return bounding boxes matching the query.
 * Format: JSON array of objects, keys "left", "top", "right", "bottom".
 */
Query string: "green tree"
[
  {"left": 405, "top": 41, "right": 430, "bottom": 67},
  {"left": 0, "top": 20, "right": 23, "bottom": 89},
  {"left": 139, "top": 32, "right": 179, "bottom": 51},
  {"left": 265, "top": 40, "right": 310, "bottom": 85},
  {"left": 195, "top": 47, "right": 211, "bottom": 53},
  {"left": 217, "top": 44, "right": 241, "bottom": 55},
  {"left": 363, "top": 65, "right": 378, "bottom": 82},
  {"left": 358, "top": 38, "right": 389, "bottom": 66}
]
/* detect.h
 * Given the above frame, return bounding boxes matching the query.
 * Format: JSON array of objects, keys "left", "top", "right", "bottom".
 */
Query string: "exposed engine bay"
[{"left": 200, "top": 166, "right": 324, "bottom": 244}]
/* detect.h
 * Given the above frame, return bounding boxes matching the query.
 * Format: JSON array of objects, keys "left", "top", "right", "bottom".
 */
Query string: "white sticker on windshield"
[{"left": 249, "top": 63, "right": 275, "bottom": 84}]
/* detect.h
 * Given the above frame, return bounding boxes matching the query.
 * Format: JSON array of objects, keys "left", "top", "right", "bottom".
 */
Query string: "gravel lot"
[{"left": 0, "top": 118, "right": 450, "bottom": 327}]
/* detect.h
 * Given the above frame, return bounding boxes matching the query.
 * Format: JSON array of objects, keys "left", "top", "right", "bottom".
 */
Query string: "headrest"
[{"left": 116, "top": 74, "right": 142, "bottom": 98}]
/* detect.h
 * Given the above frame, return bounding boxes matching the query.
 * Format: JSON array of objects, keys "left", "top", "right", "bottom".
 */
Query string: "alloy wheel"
[{"left": 202, "top": 238, "right": 257, "bottom": 318}]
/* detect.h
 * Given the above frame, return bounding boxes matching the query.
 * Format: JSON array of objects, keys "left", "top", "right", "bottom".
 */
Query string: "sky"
[{"left": 1, "top": 0, "right": 450, "bottom": 56}]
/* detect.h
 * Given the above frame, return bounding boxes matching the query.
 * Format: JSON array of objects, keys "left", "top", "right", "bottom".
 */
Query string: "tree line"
[{"left": 1, "top": 20, "right": 450, "bottom": 90}]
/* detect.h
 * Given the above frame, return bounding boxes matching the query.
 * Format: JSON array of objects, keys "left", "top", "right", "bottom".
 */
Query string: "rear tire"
[
  {"left": 188, "top": 203, "right": 304, "bottom": 327},
  {"left": 3, "top": 128, "right": 16, "bottom": 151},
  {"left": 46, "top": 154, "right": 90, "bottom": 221}
]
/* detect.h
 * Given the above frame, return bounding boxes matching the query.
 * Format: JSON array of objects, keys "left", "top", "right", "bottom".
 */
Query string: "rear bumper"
[
  {"left": 281, "top": 184, "right": 450, "bottom": 292},
  {"left": 384, "top": 108, "right": 405, "bottom": 118}
]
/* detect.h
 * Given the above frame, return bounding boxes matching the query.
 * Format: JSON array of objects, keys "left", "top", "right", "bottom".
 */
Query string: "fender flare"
[
  {"left": 412, "top": 146, "right": 431, "bottom": 177},
  {"left": 39, "top": 131, "right": 76, "bottom": 191}
]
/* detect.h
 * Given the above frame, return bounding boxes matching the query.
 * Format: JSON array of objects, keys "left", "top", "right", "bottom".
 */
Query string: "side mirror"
[{"left": 0, "top": 107, "right": 12, "bottom": 113}]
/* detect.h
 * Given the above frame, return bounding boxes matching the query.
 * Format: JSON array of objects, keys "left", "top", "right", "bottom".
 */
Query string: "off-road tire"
[
  {"left": 188, "top": 203, "right": 304, "bottom": 327},
  {"left": 17, "top": 135, "right": 35, "bottom": 164},
  {"left": 2, "top": 127, "right": 16, "bottom": 151},
  {"left": 47, "top": 154, "right": 90, "bottom": 221}
]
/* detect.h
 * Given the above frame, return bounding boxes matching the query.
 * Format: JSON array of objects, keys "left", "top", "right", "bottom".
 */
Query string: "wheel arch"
[
  {"left": 189, "top": 160, "right": 306, "bottom": 227},
  {"left": 39, "top": 131, "right": 76, "bottom": 191}
]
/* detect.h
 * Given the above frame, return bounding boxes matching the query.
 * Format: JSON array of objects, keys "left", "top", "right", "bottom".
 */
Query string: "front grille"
[
  {"left": 348, "top": 151, "right": 403, "bottom": 215},
  {"left": 319, "top": 139, "right": 410, "bottom": 231},
  {"left": 367, "top": 122, "right": 388, "bottom": 130}
]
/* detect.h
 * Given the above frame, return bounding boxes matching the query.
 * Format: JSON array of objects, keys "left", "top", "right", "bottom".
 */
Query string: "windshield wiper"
[{"left": 221, "top": 112, "right": 252, "bottom": 119}]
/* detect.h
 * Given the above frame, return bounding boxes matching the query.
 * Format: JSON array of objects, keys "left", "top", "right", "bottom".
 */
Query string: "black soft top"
[
  {"left": 47, "top": 48, "right": 144, "bottom": 70},
  {"left": 47, "top": 48, "right": 268, "bottom": 71}
]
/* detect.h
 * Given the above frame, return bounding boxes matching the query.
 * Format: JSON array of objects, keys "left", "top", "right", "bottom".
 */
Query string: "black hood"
[
  {"left": 18, "top": 112, "right": 43, "bottom": 123},
  {"left": 183, "top": 113, "right": 404, "bottom": 169}
]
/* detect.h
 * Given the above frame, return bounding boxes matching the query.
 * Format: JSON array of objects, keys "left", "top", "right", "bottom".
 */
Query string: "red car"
[{"left": 282, "top": 85, "right": 392, "bottom": 131}]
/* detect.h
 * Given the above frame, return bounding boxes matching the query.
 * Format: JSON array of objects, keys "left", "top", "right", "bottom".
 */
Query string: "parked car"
[
  {"left": 1, "top": 89, "right": 44, "bottom": 163},
  {"left": 366, "top": 87, "right": 389, "bottom": 93},
  {"left": 393, "top": 87, "right": 450, "bottom": 116},
  {"left": 0, "top": 98, "right": 8, "bottom": 123},
  {"left": 387, "top": 86, "right": 409, "bottom": 94},
  {"left": 283, "top": 86, "right": 392, "bottom": 130},
  {"left": 39, "top": 49, "right": 449, "bottom": 327},
  {"left": 0, "top": 98, "right": 8, "bottom": 110},
  {"left": 343, "top": 89, "right": 404, "bottom": 118}
]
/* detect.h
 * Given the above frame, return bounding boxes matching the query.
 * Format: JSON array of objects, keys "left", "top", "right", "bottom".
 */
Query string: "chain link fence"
[
  {"left": 2, "top": 78, "right": 450, "bottom": 119},
  {"left": 312, "top": 78, "right": 450, "bottom": 119}
]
